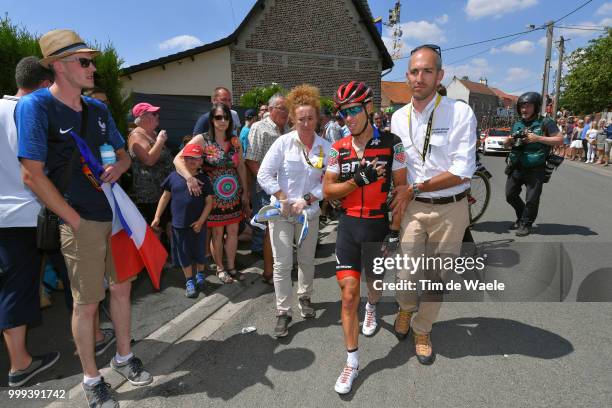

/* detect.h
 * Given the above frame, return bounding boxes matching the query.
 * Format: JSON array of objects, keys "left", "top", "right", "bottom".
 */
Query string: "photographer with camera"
[{"left": 503, "top": 92, "right": 562, "bottom": 236}]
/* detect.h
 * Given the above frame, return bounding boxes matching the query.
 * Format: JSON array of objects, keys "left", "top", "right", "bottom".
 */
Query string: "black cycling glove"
[
  {"left": 353, "top": 162, "right": 378, "bottom": 187},
  {"left": 381, "top": 229, "right": 400, "bottom": 254}
]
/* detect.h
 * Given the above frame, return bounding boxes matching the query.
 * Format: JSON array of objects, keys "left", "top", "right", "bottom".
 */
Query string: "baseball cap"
[
  {"left": 181, "top": 144, "right": 204, "bottom": 158},
  {"left": 245, "top": 109, "right": 257, "bottom": 119},
  {"left": 132, "top": 102, "right": 160, "bottom": 118}
]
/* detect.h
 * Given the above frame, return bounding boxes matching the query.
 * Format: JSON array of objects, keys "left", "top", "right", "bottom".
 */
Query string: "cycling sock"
[{"left": 347, "top": 348, "right": 359, "bottom": 368}]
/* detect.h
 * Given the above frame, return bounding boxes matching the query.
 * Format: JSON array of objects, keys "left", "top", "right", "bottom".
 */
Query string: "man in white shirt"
[
  {"left": 390, "top": 44, "right": 477, "bottom": 365},
  {"left": 0, "top": 57, "right": 59, "bottom": 387}
]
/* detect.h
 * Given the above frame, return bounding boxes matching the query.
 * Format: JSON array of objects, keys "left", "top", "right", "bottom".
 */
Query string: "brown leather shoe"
[
  {"left": 393, "top": 309, "right": 413, "bottom": 339},
  {"left": 414, "top": 332, "right": 435, "bottom": 365}
]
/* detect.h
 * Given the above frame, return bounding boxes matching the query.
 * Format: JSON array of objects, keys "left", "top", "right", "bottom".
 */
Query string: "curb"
[{"left": 46, "top": 266, "right": 266, "bottom": 408}]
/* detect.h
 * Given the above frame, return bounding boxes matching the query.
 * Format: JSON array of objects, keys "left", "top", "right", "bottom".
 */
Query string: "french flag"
[{"left": 70, "top": 131, "right": 167, "bottom": 289}]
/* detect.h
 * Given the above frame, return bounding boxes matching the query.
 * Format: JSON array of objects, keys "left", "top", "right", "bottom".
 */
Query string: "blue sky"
[{"left": 3, "top": 0, "right": 610, "bottom": 95}]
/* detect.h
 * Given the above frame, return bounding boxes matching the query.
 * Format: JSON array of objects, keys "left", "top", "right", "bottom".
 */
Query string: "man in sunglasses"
[
  {"left": 16, "top": 29, "right": 152, "bottom": 407},
  {"left": 323, "top": 81, "right": 407, "bottom": 394},
  {"left": 192, "top": 86, "right": 241, "bottom": 136},
  {"left": 390, "top": 44, "right": 477, "bottom": 365}
]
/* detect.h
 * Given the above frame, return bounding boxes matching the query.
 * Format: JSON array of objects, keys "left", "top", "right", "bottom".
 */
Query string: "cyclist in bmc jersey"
[{"left": 323, "top": 81, "right": 407, "bottom": 394}]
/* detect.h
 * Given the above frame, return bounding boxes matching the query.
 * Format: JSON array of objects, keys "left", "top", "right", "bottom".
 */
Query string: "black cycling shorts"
[{"left": 335, "top": 214, "right": 389, "bottom": 281}]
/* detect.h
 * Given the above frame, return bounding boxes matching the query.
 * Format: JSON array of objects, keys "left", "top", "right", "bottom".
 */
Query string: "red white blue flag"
[{"left": 69, "top": 131, "right": 167, "bottom": 289}]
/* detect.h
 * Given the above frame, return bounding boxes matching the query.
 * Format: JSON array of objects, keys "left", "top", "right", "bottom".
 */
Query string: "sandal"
[
  {"left": 261, "top": 274, "right": 274, "bottom": 285},
  {"left": 216, "top": 270, "right": 234, "bottom": 284},
  {"left": 227, "top": 269, "right": 246, "bottom": 281}
]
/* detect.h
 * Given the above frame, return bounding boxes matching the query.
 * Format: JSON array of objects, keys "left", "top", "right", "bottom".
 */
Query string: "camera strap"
[{"left": 407, "top": 94, "right": 442, "bottom": 163}]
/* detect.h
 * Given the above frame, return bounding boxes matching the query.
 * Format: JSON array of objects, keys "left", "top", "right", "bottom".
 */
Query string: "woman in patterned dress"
[{"left": 174, "top": 103, "right": 250, "bottom": 283}]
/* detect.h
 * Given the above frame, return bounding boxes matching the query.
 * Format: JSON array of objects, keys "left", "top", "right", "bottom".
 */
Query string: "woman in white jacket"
[{"left": 257, "top": 84, "right": 331, "bottom": 338}]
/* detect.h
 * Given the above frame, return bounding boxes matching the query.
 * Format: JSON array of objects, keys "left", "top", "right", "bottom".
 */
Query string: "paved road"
[
  {"left": 112, "top": 158, "right": 612, "bottom": 408},
  {"left": 3, "top": 155, "right": 611, "bottom": 407}
]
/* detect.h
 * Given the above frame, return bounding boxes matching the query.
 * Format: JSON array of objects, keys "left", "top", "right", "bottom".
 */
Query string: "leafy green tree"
[
  {"left": 239, "top": 83, "right": 286, "bottom": 109},
  {"left": 559, "top": 29, "right": 612, "bottom": 114},
  {"left": 0, "top": 15, "right": 131, "bottom": 134},
  {"left": 93, "top": 42, "right": 132, "bottom": 135},
  {"left": 0, "top": 15, "right": 41, "bottom": 96}
]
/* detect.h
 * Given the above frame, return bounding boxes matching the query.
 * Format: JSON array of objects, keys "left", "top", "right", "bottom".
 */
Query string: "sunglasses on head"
[
  {"left": 410, "top": 44, "right": 442, "bottom": 57},
  {"left": 213, "top": 115, "right": 229, "bottom": 121},
  {"left": 338, "top": 105, "right": 364, "bottom": 119},
  {"left": 63, "top": 57, "right": 96, "bottom": 68}
]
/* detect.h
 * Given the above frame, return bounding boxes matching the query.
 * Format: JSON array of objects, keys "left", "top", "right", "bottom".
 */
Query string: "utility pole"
[
  {"left": 383, "top": 0, "right": 402, "bottom": 60},
  {"left": 552, "top": 36, "right": 565, "bottom": 117},
  {"left": 541, "top": 21, "right": 554, "bottom": 116}
]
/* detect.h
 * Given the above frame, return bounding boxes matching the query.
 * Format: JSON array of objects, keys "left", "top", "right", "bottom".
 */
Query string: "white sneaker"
[
  {"left": 361, "top": 306, "right": 377, "bottom": 336},
  {"left": 334, "top": 364, "right": 358, "bottom": 394}
]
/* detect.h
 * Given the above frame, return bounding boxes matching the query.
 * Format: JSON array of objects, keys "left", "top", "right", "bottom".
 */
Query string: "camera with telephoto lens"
[{"left": 512, "top": 129, "right": 528, "bottom": 147}]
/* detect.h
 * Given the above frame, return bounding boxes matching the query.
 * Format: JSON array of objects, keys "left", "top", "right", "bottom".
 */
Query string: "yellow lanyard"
[
  {"left": 296, "top": 139, "right": 324, "bottom": 169},
  {"left": 407, "top": 94, "right": 442, "bottom": 163}
]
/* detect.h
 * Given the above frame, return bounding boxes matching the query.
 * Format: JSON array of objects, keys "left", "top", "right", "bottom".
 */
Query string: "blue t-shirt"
[
  {"left": 580, "top": 123, "right": 590, "bottom": 140},
  {"left": 16, "top": 88, "right": 125, "bottom": 222},
  {"left": 239, "top": 125, "right": 250, "bottom": 157},
  {"left": 606, "top": 124, "right": 612, "bottom": 140},
  {"left": 161, "top": 171, "right": 213, "bottom": 228}
]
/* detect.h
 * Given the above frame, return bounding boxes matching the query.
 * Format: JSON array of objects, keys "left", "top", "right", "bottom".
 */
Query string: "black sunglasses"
[
  {"left": 213, "top": 115, "right": 229, "bottom": 121},
  {"left": 410, "top": 44, "right": 442, "bottom": 57},
  {"left": 64, "top": 57, "right": 95, "bottom": 68}
]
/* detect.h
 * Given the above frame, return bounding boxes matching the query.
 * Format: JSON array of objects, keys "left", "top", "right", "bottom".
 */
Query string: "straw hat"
[{"left": 39, "top": 29, "right": 100, "bottom": 67}]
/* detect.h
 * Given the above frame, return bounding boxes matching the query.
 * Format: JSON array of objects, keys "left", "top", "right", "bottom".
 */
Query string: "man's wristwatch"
[
  {"left": 303, "top": 193, "right": 313, "bottom": 205},
  {"left": 411, "top": 183, "right": 421, "bottom": 199}
]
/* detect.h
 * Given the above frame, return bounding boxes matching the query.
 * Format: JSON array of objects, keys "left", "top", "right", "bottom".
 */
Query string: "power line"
[
  {"left": 385, "top": 0, "right": 598, "bottom": 82},
  {"left": 392, "top": 0, "right": 596, "bottom": 62},
  {"left": 554, "top": 25, "right": 608, "bottom": 31},
  {"left": 552, "top": 0, "right": 594, "bottom": 24}
]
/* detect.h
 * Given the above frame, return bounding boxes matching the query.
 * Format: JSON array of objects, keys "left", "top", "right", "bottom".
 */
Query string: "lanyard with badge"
[
  {"left": 296, "top": 138, "right": 324, "bottom": 169},
  {"left": 407, "top": 93, "right": 442, "bottom": 163}
]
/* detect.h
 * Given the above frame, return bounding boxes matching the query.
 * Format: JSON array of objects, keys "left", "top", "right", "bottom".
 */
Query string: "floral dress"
[{"left": 202, "top": 135, "right": 243, "bottom": 227}]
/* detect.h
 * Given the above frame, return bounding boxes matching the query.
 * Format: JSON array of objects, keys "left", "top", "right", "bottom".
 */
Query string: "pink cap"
[{"left": 132, "top": 102, "right": 160, "bottom": 118}]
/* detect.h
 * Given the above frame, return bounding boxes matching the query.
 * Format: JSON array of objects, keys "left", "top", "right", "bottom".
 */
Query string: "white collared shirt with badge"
[
  {"left": 258, "top": 130, "right": 332, "bottom": 218},
  {"left": 391, "top": 94, "right": 477, "bottom": 198}
]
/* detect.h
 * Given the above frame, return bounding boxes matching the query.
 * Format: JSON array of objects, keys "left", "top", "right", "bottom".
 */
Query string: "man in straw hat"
[{"left": 16, "top": 29, "right": 151, "bottom": 407}]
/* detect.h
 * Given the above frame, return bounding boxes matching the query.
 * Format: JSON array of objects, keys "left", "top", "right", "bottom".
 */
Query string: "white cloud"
[
  {"left": 444, "top": 58, "right": 493, "bottom": 83},
  {"left": 398, "top": 20, "right": 447, "bottom": 43},
  {"left": 435, "top": 14, "right": 449, "bottom": 24},
  {"left": 491, "top": 40, "right": 535, "bottom": 54},
  {"left": 158, "top": 35, "right": 204, "bottom": 52},
  {"left": 506, "top": 67, "right": 532, "bottom": 82},
  {"left": 538, "top": 36, "right": 548, "bottom": 47},
  {"left": 600, "top": 17, "right": 612, "bottom": 27},
  {"left": 465, "top": 0, "right": 538, "bottom": 19},
  {"left": 596, "top": 2, "right": 612, "bottom": 15}
]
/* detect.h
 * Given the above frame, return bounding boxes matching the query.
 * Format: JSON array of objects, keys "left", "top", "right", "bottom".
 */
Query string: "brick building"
[
  {"left": 120, "top": 0, "right": 392, "bottom": 143},
  {"left": 446, "top": 76, "right": 501, "bottom": 128}
]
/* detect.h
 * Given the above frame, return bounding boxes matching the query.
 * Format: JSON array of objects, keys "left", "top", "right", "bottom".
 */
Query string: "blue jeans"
[{"left": 251, "top": 183, "right": 271, "bottom": 252}]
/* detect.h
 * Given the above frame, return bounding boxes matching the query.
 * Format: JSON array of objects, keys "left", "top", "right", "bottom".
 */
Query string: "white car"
[{"left": 481, "top": 128, "right": 511, "bottom": 155}]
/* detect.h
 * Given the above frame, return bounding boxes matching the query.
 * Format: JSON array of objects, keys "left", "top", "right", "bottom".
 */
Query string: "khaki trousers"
[
  {"left": 269, "top": 215, "right": 319, "bottom": 316},
  {"left": 395, "top": 198, "right": 469, "bottom": 334}
]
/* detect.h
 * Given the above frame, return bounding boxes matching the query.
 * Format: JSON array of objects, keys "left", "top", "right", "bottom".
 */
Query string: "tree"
[
  {"left": 93, "top": 42, "right": 132, "bottom": 135},
  {"left": 239, "top": 83, "right": 286, "bottom": 109},
  {"left": 0, "top": 15, "right": 41, "bottom": 96},
  {"left": 559, "top": 29, "right": 612, "bottom": 114},
  {"left": 0, "top": 15, "right": 131, "bottom": 134}
]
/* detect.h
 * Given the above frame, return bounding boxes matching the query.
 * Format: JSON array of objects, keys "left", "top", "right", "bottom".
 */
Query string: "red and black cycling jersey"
[{"left": 327, "top": 130, "right": 406, "bottom": 219}]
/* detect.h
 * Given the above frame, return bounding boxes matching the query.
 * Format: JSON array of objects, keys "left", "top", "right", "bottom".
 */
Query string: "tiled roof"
[
  {"left": 381, "top": 81, "right": 412, "bottom": 104},
  {"left": 458, "top": 79, "right": 497, "bottom": 97}
]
